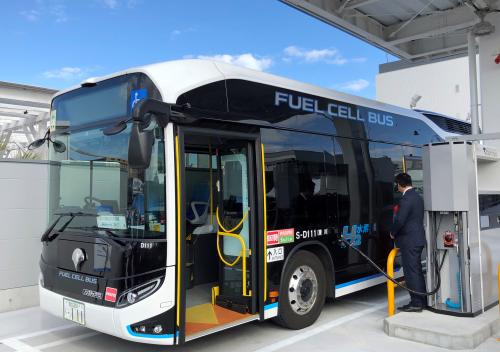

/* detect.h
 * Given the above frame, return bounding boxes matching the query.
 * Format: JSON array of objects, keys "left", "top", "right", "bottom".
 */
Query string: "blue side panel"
[
  {"left": 264, "top": 302, "right": 279, "bottom": 311},
  {"left": 335, "top": 267, "right": 402, "bottom": 289},
  {"left": 126, "top": 325, "right": 178, "bottom": 339}
]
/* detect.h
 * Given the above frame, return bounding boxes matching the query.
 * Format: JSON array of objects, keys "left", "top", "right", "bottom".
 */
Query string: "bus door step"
[{"left": 215, "top": 295, "right": 250, "bottom": 314}]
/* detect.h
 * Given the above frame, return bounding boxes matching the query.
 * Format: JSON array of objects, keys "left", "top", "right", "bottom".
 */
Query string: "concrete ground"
[{"left": 0, "top": 286, "right": 498, "bottom": 352}]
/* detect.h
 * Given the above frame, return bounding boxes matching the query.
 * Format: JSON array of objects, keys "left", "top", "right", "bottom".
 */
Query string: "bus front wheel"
[{"left": 274, "top": 250, "right": 326, "bottom": 329}]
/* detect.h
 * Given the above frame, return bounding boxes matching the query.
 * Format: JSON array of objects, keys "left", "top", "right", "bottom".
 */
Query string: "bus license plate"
[{"left": 63, "top": 298, "right": 85, "bottom": 325}]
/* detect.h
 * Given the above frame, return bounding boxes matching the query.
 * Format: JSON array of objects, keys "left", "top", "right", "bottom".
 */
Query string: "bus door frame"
[{"left": 174, "top": 125, "right": 266, "bottom": 344}]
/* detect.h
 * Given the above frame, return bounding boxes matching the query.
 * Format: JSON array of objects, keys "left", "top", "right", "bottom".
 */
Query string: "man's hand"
[{"left": 390, "top": 232, "right": 394, "bottom": 240}]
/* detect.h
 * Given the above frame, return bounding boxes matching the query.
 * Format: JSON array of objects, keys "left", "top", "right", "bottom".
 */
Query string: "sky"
[{"left": 1, "top": 0, "right": 396, "bottom": 99}]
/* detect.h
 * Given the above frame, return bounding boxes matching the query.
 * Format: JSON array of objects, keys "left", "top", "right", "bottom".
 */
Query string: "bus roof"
[{"left": 53, "top": 59, "right": 456, "bottom": 139}]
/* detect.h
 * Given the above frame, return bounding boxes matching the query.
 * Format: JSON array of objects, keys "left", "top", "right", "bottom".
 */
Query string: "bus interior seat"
[
  {"left": 192, "top": 223, "right": 216, "bottom": 235},
  {"left": 187, "top": 183, "right": 210, "bottom": 225},
  {"left": 185, "top": 181, "right": 218, "bottom": 289}
]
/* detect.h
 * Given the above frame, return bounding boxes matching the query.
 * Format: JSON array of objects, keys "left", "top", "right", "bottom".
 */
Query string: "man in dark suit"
[{"left": 391, "top": 173, "right": 427, "bottom": 312}]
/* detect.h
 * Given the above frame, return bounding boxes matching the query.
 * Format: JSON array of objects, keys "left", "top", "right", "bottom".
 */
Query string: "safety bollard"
[{"left": 387, "top": 248, "right": 399, "bottom": 317}]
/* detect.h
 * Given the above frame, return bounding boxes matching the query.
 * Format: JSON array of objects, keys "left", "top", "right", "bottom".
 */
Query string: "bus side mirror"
[
  {"left": 128, "top": 99, "right": 171, "bottom": 169},
  {"left": 128, "top": 121, "right": 154, "bottom": 169}
]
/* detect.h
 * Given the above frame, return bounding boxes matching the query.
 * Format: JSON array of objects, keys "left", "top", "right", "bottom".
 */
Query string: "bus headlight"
[
  {"left": 126, "top": 292, "right": 138, "bottom": 304},
  {"left": 116, "top": 278, "right": 162, "bottom": 308}
]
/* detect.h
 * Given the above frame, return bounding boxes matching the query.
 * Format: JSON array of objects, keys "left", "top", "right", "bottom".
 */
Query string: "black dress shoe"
[
  {"left": 398, "top": 305, "right": 423, "bottom": 312},
  {"left": 397, "top": 303, "right": 412, "bottom": 310}
]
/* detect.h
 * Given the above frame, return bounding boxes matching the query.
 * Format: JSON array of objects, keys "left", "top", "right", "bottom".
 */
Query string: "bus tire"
[{"left": 274, "top": 250, "right": 326, "bottom": 329}]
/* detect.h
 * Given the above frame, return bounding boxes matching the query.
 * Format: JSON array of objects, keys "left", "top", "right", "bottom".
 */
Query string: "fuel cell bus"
[{"left": 38, "top": 59, "right": 456, "bottom": 345}]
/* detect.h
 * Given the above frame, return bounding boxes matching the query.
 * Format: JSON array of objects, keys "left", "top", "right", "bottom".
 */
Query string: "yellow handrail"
[
  {"left": 497, "top": 263, "right": 500, "bottom": 342},
  {"left": 216, "top": 207, "right": 249, "bottom": 233},
  {"left": 261, "top": 144, "right": 268, "bottom": 302},
  {"left": 215, "top": 207, "right": 251, "bottom": 297},
  {"left": 387, "top": 247, "right": 399, "bottom": 317},
  {"left": 216, "top": 231, "right": 243, "bottom": 267},
  {"left": 217, "top": 231, "right": 250, "bottom": 296},
  {"left": 175, "top": 136, "right": 181, "bottom": 327},
  {"left": 209, "top": 143, "right": 213, "bottom": 225}
]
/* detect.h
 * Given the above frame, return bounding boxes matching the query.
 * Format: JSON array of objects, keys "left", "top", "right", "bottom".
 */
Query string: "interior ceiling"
[{"left": 281, "top": 0, "right": 500, "bottom": 62}]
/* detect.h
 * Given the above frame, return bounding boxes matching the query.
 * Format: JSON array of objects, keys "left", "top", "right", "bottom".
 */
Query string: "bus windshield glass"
[
  {"left": 48, "top": 74, "right": 166, "bottom": 240},
  {"left": 53, "top": 75, "right": 131, "bottom": 128}
]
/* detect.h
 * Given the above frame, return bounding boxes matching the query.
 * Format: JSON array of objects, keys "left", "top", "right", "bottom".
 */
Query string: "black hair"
[{"left": 395, "top": 173, "right": 412, "bottom": 187}]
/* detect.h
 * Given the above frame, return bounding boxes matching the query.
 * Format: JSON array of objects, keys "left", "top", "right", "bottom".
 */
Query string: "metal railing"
[{"left": 387, "top": 248, "right": 400, "bottom": 317}]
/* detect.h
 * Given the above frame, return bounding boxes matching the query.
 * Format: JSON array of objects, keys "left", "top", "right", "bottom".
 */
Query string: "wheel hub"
[{"left": 288, "top": 265, "right": 318, "bottom": 315}]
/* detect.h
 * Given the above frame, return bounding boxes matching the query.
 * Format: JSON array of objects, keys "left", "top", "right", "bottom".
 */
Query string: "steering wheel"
[{"left": 84, "top": 196, "right": 102, "bottom": 209}]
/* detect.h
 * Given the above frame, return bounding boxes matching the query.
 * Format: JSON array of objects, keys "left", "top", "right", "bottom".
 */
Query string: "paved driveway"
[{"left": 0, "top": 286, "right": 498, "bottom": 352}]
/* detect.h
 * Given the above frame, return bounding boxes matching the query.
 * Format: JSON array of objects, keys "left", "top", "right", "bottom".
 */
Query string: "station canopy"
[
  {"left": 0, "top": 81, "right": 56, "bottom": 158},
  {"left": 281, "top": 0, "right": 499, "bottom": 62}
]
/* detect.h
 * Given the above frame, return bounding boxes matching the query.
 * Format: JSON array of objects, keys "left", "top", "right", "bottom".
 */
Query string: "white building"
[
  {"left": 376, "top": 56, "right": 472, "bottom": 121},
  {"left": 0, "top": 82, "right": 56, "bottom": 312}
]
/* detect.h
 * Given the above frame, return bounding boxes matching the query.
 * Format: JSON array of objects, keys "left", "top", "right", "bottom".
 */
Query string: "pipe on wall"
[{"left": 468, "top": 31, "right": 480, "bottom": 136}]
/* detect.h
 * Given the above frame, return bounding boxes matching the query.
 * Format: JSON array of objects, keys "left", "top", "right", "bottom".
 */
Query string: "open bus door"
[{"left": 175, "top": 127, "right": 262, "bottom": 342}]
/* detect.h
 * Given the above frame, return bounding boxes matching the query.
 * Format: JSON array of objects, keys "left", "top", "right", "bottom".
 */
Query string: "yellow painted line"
[
  {"left": 261, "top": 144, "right": 268, "bottom": 302},
  {"left": 175, "top": 135, "right": 181, "bottom": 327}
]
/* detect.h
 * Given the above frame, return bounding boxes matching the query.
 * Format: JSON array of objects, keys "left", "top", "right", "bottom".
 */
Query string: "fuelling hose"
[{"left": 339, "top": 238, "right": 446, "bottom": 297}]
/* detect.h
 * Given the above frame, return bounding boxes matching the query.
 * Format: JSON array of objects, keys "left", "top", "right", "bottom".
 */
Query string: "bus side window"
[{"left": 261, "top": 128, "right": 333, "bottom": 230}]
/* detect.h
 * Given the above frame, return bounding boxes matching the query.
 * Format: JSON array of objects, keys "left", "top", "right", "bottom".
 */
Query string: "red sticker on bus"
[
  {"left": 105, "top": 287, "right": 118, "bottom": 302},
  {"left": 267, "top": 232, "right": 279, "bottom": 246},
  {"left": 267, "top": 228, "right": 294, "bottom": 246}
]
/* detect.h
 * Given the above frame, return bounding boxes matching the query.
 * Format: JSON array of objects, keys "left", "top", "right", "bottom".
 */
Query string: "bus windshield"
[{"left": 48, "top": 75, "right": 166, "bottom": 240}]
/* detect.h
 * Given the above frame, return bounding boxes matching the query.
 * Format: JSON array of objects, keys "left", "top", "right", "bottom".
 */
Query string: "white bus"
[{"left": 36, "top": 59, "right": 456, "bottom": 345}]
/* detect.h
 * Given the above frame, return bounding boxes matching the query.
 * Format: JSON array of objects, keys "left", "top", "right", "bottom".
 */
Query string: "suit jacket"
[{"left": 391, "top": 188, "right": 426, "bottom": 249}]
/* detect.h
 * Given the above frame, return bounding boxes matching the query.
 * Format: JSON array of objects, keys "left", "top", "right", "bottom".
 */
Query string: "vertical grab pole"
[
  {"left": 497, "top": 263, "right": 500, "bottom": 342},
  {"left": 261, "top": 144, "right": 268, "bottom": 302},
  {"left": 209, "top": 143, "right": 213, "bottom": 225},
  {"left": 175, "top": 136, "right": 182, "bottom": 328},
  {"left": 387, "top": 248, "right": 399, "bottom": 316}
]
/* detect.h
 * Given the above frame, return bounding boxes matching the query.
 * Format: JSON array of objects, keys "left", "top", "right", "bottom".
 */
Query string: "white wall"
[
  {"left": 376, "top": 56, "right": 471, "bottom": 121},
  {"left": 0, "top": 160, "right": 49, "bottom": 312},
  {"left": 479, "top": 12, "right": 500, "bottom": 148}
]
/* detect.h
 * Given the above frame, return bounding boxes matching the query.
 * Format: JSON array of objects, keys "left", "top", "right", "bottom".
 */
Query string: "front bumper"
[{"left": 39, "top": 266, "right": 177, "bottom": 345}]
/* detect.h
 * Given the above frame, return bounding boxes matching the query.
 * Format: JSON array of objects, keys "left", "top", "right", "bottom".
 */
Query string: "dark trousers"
[{"left": 401, "top": 246, "right": 426, "bottom": 307}]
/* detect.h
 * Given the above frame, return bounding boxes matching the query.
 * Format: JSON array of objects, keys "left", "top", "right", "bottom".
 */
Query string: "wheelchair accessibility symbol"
[{"left": 130, "top": 89, "right": 147, "bottom": 110}]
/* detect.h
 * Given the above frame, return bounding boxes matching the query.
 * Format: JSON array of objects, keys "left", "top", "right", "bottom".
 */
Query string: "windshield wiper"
[
  {"left": 58, "top": 211, "right": 97, "bottom": 232},
  {"left": 64, "top": 226, "right": 122, "bottom": 238},
  {"left": 41, "top": 211, "right": 97, "bottom": 242}
]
